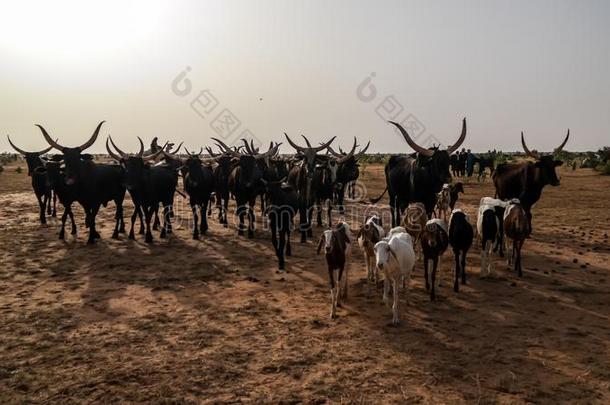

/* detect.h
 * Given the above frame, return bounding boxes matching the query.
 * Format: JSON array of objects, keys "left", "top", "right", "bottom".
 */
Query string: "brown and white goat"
[
  {"left": 356, "top": 214, "right": 385, "bottom": 283},
  {"left": 318, "top": 222, "right": 352, "bottom": 318},
  {"left": 503, "top": 199, "right": 531, "bottom": 277},
  {"left": 421, "top": 219, "right": 449, "bottom": 301}
]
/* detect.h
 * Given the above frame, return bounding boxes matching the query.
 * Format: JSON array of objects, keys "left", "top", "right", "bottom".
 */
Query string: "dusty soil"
[{"left": 1, "top": 162, "right": 609, "bottom": 404}]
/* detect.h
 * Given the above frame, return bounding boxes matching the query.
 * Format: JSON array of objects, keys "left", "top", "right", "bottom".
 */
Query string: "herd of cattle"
[{"left": 7, "top": 119, "right": 570, "bottom": 323}]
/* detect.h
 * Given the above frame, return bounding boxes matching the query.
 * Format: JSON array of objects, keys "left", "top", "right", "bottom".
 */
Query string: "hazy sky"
[{"left": 1, "top": 0, "right": 608, "bottom": 154}]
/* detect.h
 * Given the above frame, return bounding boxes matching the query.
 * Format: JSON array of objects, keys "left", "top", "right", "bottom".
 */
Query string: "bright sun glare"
[{"left": 0, "top": 0, "right": 165, "bottom": 63}]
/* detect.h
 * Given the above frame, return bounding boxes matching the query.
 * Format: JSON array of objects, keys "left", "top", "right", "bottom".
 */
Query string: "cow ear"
[
  {"left": 81, "top": 154, "right": 94, "bottom": 161},
  {"left": 554, "top": 160, "right": 563, "bottom": 167}
]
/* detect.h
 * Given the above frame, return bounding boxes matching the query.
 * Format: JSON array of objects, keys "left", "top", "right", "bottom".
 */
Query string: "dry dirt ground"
[{"left": 1, "top": 162, "right": 609, "bottom": 404}]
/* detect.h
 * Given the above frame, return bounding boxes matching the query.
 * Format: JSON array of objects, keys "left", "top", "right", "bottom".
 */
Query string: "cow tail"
[{"left": 370, "top": 187, "right": 388, "bottom": 204}]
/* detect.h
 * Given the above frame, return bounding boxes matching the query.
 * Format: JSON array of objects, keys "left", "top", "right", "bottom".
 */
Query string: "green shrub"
[
  {"left": 0, "top": 164, "right": 4, "bottom": 174},
  {"left": 16, "top": 166, "right": 22, "bottom": 174},
  {"left": 596, "top": 162, "right": 610, "bottom": 175}
]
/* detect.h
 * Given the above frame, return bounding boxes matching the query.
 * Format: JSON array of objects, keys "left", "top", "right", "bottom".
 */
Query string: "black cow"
[
  {"left": 313, "top": 159, "right": 338, "bottom": 227},
  {"left": 39, "top": 122, "right": 126, "bottom": 243},
  {"left": 44, "top": 157, "right": 78, "bottom": 239},
  {"left": 7, "top": 136, "right": 55, "bottom": 223},
  {"left": 493, "top": 130, "right": 569, "bottom": 215},
  {"left": 372, "top": 119, "right": 467, "bottom": 226},
  {"left": 263, "top": 178, "right": 298, "bottom": 271},
  {"left": 285, "top": 134, "right": 336, "bottom": 243},
  {"left": 215, "top": 138, "right": 279, "bottom": 238},
  {"left": 182, "top": 147, "right": 215, "bottom": 239},
  {"left": 475, "top": 155, "right": 495, "bottom": 181},
  {"left": 206, "top": 145, "right": 232, "bottom": 227},
  {"left": 325, "top": 138, "right": 370, "bottom": 213},
  {"left": 106, "top": 137, "right": 165, "bottom": 242}
]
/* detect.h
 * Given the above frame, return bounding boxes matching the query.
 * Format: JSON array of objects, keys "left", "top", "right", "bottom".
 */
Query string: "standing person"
[
  {"left": 458, "top": 148, "right": 468, "bottom": 177},
  {"left": 466, "top": 149, "right": 475, "bottom": 177}
]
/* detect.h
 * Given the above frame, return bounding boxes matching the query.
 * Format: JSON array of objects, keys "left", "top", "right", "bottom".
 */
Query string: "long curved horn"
[
  {"left": 36, "top": 124, "right": 65, "bottom": 152},
  {"left": 342, "top": 137, "right": 358, "bottom": 160},
  {"left": 314, "top": 136, "right": 336, "bottom": 152},
  {"left": 284, "top": 133, "right": 307, "bottom": 153},
  {"left": 136, "top": 137, "right": 144, "bottom": 157},
  {"left": 354, "top": 140, "right": 371, "bottom": 160},
  {"left": 301, "top": 135, "right": 313, "bottom": 148},
  {"left": 205, "top": 146, "right": 219, "bottom": 157},
  {"left": 241, "top": 138, "right": 254, "bottom": 154},
  {"left": 326, "top": 144, "right": 344, "bottom": 158},
  {"left": 106, "top": 138, "right": 123, "bottom": 161},
  {"left": 554, "top": 129, "right": 570, "bottom": 154},
  {"left": 108, "top": 136, "right": 128, "bottom": 158},
  {"left": 521, "top": 132, "right": 541, "bottom": 159},
  {"left": 254, "top": 142, "right": 281, "bottom": 160},
  {"left": 78, "top": 121, "right": 104, "bottom": 151},
  {"left": 250, "top": 139, "right": 259, "bottom": 153},
  {"left": 447, "top": 118, "right": 467, "bottom": 154},
  {"left": 6, "top": 135, "right": 49, "bottom": 155},
  {"left": 211, "top": 137, "right": 241, "bottom": 158},
  {"left": 388, "top": 121, "right": 433, "bottom": 157},
  {"left": 143, "top": 142, "right": 167, "bottom": 161}
]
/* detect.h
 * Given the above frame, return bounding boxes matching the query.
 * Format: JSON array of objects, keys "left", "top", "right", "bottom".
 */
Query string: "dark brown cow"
[{"left": 493, "top": 130, "right": 569, "bottom": 214}]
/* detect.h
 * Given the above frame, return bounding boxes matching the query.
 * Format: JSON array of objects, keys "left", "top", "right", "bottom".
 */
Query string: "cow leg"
[
  {"left": 153, "top": 208, "right": 160, "bottom": 230},
  {"left": 306, "top": 206, "right": 314, "bottom": 237},
  {"left": 260, "top": 193, "right": 266, "bottom": 215},
  {"left": 129, "top": 206, "right": 139, "bottom": 240},
  {"left": 69, "top": 207, "right": 77, "bottom": 235},
  {"left": 338, "top": 188, "right": 345, "bottom": 215},
  {"left": 299, "top": 204, "right": 307, "bottom": 243},
  {"left": 37, "top": 194, "right": 46, "bottom": 224},
  {"left": 278, "top": 228, "right": 287, "bottom": 271},
  {"left": 327, "top": 199, "right": 332, "bottom": 228},
  {"left": 59, "top": 208, "right": 68, "bottom": 240},
  {"left": 453, "top": 249, "right": 460, "bottom": 292},
  {"left": 112, "top": 204, "right": 123, "bottom": 239},
  {"left": 144, "top": 206, "right": 154, "bottom": 243},
  {"left": 200, "top": 202, "right": 208, "bottom": 235},
  {"left": 160, "top": 205, "right": 170, "bottom": 238},
  {"left": 316, "top": 200, "right": 322, "bottom": 227},
  {"left": 270, "top": 215, "right": 278, "bottom": 250},
  {"left": 247, "top": 200, "right": 255, "bottom": 239},
  {"left": 192, "top": 204, "right": 199, "bottom": 240},
  {"left": 237, "top": 204, "right": 246, "bottom": 236}
]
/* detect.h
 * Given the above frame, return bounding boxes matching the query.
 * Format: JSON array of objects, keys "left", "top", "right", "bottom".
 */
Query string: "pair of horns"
[
  {"left": 389, "top": 118, "right": 467, "bottom": 157},
  {"left": 521, "top": 130, "right": 570, "bottom": 159},
  {"left": 106, "top": 136, "right": 165, "bottom": 162},
  {"left": 326, "top": 137, "right": 371, "bottom": 163},
  {"left": 6, "top": 135, "right": 53, "bottom": 156},
  {"left": 38, "top": 121, "right": 105, "bottom": 152},
  {"left": 213, "top": 137, "right": 280, "bottom": 160},
  {"left": 284, "top": 133, "right": 336, "bottom": 154}
]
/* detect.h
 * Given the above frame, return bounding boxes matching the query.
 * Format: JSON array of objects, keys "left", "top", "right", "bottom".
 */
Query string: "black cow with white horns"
[
  {"left": 7, "top": 136, "right": 55, "bottom": 223},
  {"left": 39, "top": 122, "right": 127, "bottom": 243},
  {"left": 326, "top": 137, "right": 370, "bottom": 212},
  {"left": 105, "top": 136, "right": 165, "bottom": 241},
  {"left": 182, "top": 147, "right": 215, "bottom": 239},
  {"left": 493, "top": 130, "right": 570, "bottom": 216},
  {"left": 372, "top": 118, "right": 467, "bottom": 227},
  {"left": 214, "top": 138, "right": 280, "bottom": 238},
  {"left": 285, "top": 133, "right": 336, "bottom": 243}
]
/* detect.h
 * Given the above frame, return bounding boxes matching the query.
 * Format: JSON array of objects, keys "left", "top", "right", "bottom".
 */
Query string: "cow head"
[
  {"left": 326, "top": 137, "right": 370, "bottom": 184},
  {"left": 106, "top": 136, "right": 163, "bottom": 191},
  {"left": 38, "top": 121, "right": 104, "bottom": 185},
  {"left": 521, "top": 130, "right": 569, "bottom": 187},
  {"left": 6, "top": 135, "right": 53, "bottom": 176},
  {"left": 284, "top": 133, "right": 336, "bottom": 178},
  {"left": 389, "top": 118, "right": 467, "bottom": 187}
]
